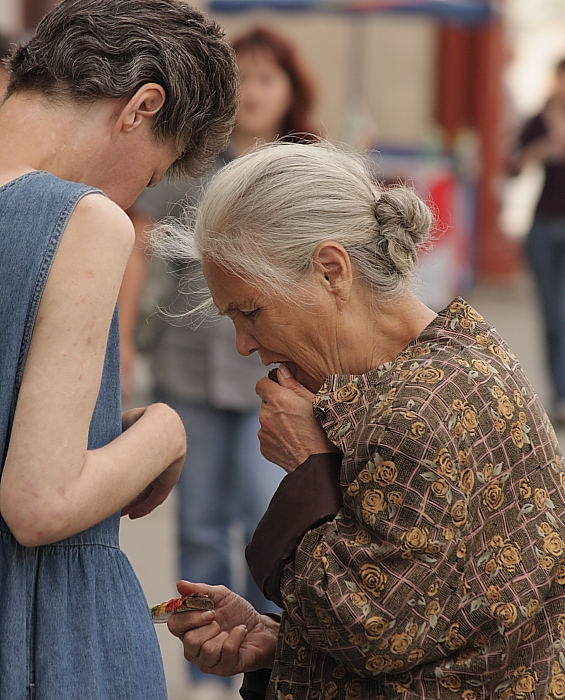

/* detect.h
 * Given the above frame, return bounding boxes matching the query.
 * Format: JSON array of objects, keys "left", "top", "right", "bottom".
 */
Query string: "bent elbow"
[
  {"left": 9, "top": 526, "right": 55, "bottom": 548},
  {"left": 7, "top": 520, "right": 70, "bottom": 548},
  {"left": 8, "top": 528, "right": 45, "bottom": 549},
  {"left": 0, "top": 494, "right": 72, "bottom": 547}
]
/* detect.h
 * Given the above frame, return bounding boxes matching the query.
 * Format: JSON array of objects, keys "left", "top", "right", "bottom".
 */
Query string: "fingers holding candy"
[
  {"left": 182, "top": 621, "right": 249, "bottom": 676},
  {"left": 166, "top": 580, "right": 280, "bottom": 675}
]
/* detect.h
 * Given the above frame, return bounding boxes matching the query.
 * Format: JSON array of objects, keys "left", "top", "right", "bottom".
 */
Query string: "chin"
[
  {"left": 270, "top": 360, "right": 323, "bottom": 393},
  {"left": 103, "top": 182, "right": 145, "bottom": 211},
  {"left": 118, "top": 192, "right": 142, "bottom": 211}
]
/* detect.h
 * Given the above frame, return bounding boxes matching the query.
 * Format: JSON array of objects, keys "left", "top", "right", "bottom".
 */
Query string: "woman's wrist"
[
  {"left": 149, "top": 402, "right": 187, "bottom": 464},
  {"left": 254, "top": 614, "right": 280, "bottom": 670}
]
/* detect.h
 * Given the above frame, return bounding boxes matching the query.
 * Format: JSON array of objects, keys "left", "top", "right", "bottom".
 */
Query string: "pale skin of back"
[{"left": 0, "top": 84, "right": 187, "bottom": 547}]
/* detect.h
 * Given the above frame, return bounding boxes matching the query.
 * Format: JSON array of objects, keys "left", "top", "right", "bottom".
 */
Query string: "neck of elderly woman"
[{"left": 346, "top": 287, "right": 437, "bottom": 378}]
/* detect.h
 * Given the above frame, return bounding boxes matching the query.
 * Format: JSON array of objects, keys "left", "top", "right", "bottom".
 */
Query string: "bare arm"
[
  {"left": 511, "top": 137, "right": 561, "bottom": 174},
  {"left": 118, "top": 208, "right": 153, "bottom": 400},
  {"left": 0, "top": 194, "right": 186, "bottom": 547}
]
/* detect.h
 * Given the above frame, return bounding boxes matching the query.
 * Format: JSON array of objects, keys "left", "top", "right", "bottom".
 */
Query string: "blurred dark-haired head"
[{"left": 232, "top": 26, "right": 318, "bottom": 141}]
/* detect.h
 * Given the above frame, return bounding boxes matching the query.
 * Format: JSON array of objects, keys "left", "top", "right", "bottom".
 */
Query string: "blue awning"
[{"left": 209, "top": 0, "right": 497, "bottom": 24}]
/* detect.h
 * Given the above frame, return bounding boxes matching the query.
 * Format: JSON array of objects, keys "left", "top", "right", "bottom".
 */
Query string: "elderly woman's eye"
[{"left": 241, "top": 309, "right": 259, "bottom": 321}]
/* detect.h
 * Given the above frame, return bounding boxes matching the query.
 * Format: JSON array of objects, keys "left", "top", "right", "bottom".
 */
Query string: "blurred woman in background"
[{"left": 510, "top": 57, "right": 565, "bottom": 427}]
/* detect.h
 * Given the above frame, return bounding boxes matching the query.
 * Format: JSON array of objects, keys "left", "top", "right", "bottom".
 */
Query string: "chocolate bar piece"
[
  {"left": 150, "top": 594, "right": 214, "bottom": 623},
  {"left": 179, "top": 594, "right": 214, "bottom": 611}
]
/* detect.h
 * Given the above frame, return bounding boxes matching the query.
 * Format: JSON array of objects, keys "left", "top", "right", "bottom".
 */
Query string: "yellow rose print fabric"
[{"left": 266, "top": 299, "right": 565, "bottom": 700}]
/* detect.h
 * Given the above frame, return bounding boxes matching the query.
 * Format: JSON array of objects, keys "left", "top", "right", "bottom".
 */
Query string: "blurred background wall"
[
  {"left": 201, "top": 9, "right": 438, "bottom": 147},
  {"left": 0, "top": 0, "right": 473, "bottom": 150},
  {"left": 0, "top": 0, "right": 19, "bottom": 32}
]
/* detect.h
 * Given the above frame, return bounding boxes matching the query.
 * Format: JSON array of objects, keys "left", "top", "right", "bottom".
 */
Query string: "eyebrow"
[
  {"left": 218, "top": 300, "right": 255, "bottom": 317},
  {"left": 217, "top": 302, "right": 238, "bottom": 317}
]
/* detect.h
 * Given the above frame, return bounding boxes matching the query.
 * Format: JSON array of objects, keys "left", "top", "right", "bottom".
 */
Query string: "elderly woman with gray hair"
[{"left": 166, "top": 142, "right": 565, "bottom": 700}]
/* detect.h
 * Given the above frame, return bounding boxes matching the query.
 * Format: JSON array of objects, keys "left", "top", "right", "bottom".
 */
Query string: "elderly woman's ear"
[{"left": 312, "top": 241, "right": 352, "bottom": 303}]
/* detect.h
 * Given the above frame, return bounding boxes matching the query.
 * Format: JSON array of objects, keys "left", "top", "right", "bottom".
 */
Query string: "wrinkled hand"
[
  {"left": 167, "top": 581, "right": 279, "bottom": 676},
  {"left": 256, "top": 366, "right": 339, "bottom": 473}
]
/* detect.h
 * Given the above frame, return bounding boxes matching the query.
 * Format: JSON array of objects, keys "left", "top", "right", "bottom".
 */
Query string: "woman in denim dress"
[{"left": 0, "top": 1, "right": 238, "bottom": 697}]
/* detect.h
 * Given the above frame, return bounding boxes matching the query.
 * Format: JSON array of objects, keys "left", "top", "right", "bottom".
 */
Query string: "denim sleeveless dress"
[{"left": 0, "top": 172, "right": 167, "bottom": 699}]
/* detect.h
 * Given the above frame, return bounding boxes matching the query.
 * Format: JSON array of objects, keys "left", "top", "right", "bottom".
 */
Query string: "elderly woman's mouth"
[
  {"left": 280, "top": 362, "right": 297, "bottom": 377},
  {"left": 267, "top": 362, "right": 297, "bottom": 383}
]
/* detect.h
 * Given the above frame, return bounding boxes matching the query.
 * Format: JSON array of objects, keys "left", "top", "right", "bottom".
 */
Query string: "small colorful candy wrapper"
[{"left": 150, "top": 594, "right": 214, "bottom": 623}]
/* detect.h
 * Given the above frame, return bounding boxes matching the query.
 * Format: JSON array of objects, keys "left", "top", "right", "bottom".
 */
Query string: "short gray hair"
[
  {"left": 156, "top": 141, "right": 434, "bottom": 306},
  {"left": 5, "top": 0, "right": 239, "bottom": 180}
]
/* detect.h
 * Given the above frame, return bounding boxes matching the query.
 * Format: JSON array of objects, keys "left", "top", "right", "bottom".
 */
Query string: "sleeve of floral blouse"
[
  {"left": 239, "top": 668, "right": 272, "bottom": 700},
  {"left": 245, "top": 453, "right": 343, "bottom": 608},
  {"left": 272, "top": 419, "right": 516, "bottom": 678}
]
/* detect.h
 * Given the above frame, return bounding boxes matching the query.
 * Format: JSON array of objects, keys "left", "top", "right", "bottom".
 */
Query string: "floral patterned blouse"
[{"left": 248, "top": 299, "right": 565, "bottom": 700}]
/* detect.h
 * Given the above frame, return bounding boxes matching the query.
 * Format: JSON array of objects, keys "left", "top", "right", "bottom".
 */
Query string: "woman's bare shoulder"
[{"left": 70, "top": 192, "right": 135, "bottom": 251}]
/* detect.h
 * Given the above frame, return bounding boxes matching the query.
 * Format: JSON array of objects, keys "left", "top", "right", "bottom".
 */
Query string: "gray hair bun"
[
  {"left": 373, "top": 186, "right": 433, "bottom": 278},
  {"left": 154, "top": 140, "right": 438, "bottom": 309}
]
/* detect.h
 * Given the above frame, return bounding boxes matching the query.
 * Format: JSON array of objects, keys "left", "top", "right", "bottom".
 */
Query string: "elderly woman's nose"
[{"left": 235, "top": 326, "right": 259, "bottom": 356}]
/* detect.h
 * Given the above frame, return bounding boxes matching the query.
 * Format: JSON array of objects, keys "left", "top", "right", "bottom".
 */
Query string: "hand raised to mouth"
[
  {"left": 257, "top": 365, "right": 338, "bottom": 472},
  {"left": 267, "top": 362, "right": 295, "bottom": 384}
]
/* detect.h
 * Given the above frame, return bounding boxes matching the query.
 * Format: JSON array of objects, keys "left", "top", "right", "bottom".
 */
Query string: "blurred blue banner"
[{"left": 209, "top": 0, "right": 496, "bottom": 23}]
